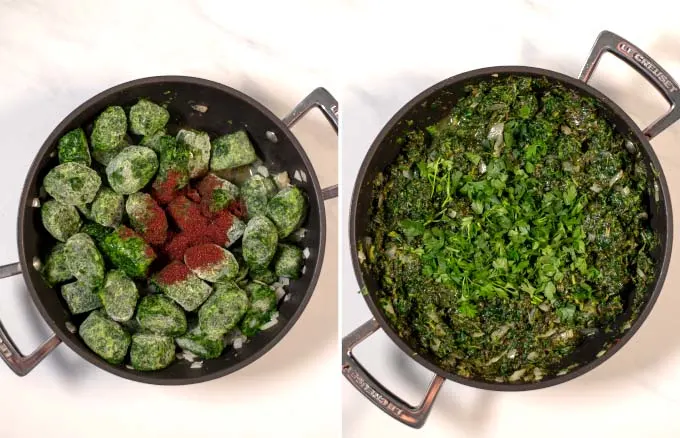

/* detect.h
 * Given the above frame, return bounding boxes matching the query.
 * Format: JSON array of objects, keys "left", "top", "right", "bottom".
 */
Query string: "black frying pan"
[
  {"left": 0, "top": 77, "right": 338, "bottom": 385},
  {"left": 343, "top": 31, "right": 679, "bottom": 428}
]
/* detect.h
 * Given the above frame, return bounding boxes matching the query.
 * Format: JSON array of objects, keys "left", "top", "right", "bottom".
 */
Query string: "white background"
[
  {"left": 0, "top": 1, "right": 339, "bottom": 437},
  {"left": 340, "top": 0, "right": 680, "bottom": 437}
]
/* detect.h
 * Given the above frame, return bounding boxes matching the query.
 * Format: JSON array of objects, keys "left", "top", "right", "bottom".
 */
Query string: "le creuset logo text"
[
  {"left": 346, "top": 368, "right": 405, "bottom": 417},
  {"left": 616, "top": 42, "right": 679, "bottom": 93}
]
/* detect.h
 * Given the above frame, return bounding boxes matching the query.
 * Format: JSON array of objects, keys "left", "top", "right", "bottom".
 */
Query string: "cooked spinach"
[{"left": 363, "top": 76, "right": 657, "bottom": 383}]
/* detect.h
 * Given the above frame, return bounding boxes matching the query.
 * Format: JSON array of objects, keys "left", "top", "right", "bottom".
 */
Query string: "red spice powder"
[
  {"left": 186, "top": 187, "right": 201, "bottom": 203},
  {"left": 156, "top": 261, "right": 191, "bottom": 285},
  {"left": 184, "top": 244, "right": 225, "bottom": 270},
  {"left": 197, "top": 173, "right": 222, "bottom": 198},
  {"left": 227, "top": 198, "right": 247, "bottom": 220},
  {"left": 152, "top": 170, "right": 186, "bottom": 205},
  {"left": 208, "top": 210, "right": 235, "bottom": 247},
  {"left": 163, "top": 232, "right": 212, "bottom": 261},
  {"left": 139, "top": 197, "right": 168, "bottom": 246},
  {"left": 167, "top": 195, "right": 208, "bottom": 232}
]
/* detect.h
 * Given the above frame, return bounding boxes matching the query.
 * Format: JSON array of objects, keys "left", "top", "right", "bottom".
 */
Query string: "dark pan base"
[
  {"left": 350, "top": 66, "right": 673, "bottom": 391},
  {"left": 18, "top": 76, "right": 327, "bottom": 385}
]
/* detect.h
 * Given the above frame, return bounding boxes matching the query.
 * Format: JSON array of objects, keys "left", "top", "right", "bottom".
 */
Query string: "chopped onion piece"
[
  {"left": 302, "top": 248, "right": 310, "bottom": 259},
  {"left": 256, "top": 165, "right": 269, "bottom": 177},
  {"left": 274, "top": 171, "right": 290, "bottom": 189},
  {"left": 491, "top": 324, "right": 511, "bottom": 341},
  {"left": 590, "top": 183, "right": 602, "bottom": 193},
  {"left": 509, "top": 369, "right": 527, "bottom": 382},
  {"left": 608, "top": 170, "right": 623, "bottom": 187},
  {"left": 190, "top": 361, "right": 203, "bottom": 369}
]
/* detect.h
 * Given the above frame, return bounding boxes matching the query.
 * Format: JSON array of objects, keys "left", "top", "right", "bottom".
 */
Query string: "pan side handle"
[
  {"left": 342, "top": 319, "right": 446, "bottom": 428},
  {"left": 579, "top": 30, "right": 680, "bottom": 139},
  {"left": 0, "top": 262, "right": 61, "bottom": 376},
  {"left": 283, "top": 87, "right": 338, "bottom": 201}
]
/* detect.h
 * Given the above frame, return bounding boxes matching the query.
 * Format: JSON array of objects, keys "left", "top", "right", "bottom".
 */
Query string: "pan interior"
[
  {"left": 19, "top": 77, "right": 324, "bottom": 384},
  {"left": 352, "top": 68, "right": 671, "bottom": 389}
]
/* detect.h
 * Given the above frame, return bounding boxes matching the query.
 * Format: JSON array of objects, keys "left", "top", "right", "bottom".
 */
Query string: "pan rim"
[
  {"left": 349, "top": 65, "right": 673, "bottom": 391},
  {"left": 17, "top": 75, "right": 327, "bottom": 385}
]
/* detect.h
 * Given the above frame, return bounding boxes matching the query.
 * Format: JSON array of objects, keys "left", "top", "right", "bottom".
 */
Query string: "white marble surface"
[
  {"left": 0, "top": 1, "right": 338, "bottom": 437},
  {"left": 340, "top": 1, "right": 680, "bottom": 437}
]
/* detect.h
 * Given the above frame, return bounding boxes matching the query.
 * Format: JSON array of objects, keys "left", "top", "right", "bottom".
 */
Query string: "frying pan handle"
[
  {"left": 342, "top": 318, "right": 446, "bottom": 429},
  {"left": 283, "top": 87, "right": 338, "bottom": 201},
  {"left": 0, "top": 262, "right": 61, "bottom": 376},
  {"left": 579, "top": 30, "right": 680, "bottom": 139}
]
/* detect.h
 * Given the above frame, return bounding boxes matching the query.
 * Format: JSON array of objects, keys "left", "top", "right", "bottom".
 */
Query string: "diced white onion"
[
  {"left": 275, "top": 287, "right": 286, "bottom": 301},
  {"left": 279, "top": 277, "right": 290, "bottom": 286},
  {"left": 256, "top": 165, "right": 269, "bottom": 177},
  {"left": 190, "top": 361, "right": 203, "bottom": 369},
  {"left": 303, "top": 248, "right": 310, "bottom": 259},
  {"left": 509, "top": 369, "right": 527, "bottom": 382},
  {"left": 274, "top": 172, "right": 291, "bottom": 189},
  {"left": 65, "top": 321, "right": 77, "bottom": 333}
]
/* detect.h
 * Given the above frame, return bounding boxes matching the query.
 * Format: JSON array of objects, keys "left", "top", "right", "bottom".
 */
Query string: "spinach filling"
[{"left": 363, "top": 76, "right": 658, "bottom": 383}]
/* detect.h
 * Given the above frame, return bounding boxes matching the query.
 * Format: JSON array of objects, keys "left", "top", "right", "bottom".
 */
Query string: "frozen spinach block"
[
  {"left": 79, "top": 311, "right": 130, "bottom": 364},
  {"left": 65, "top": 233, "right": 105, "bottom": 288},
  {"left": 249, "top": 268, "right": 277, "bottom": 285},
  {"left": 241, "top": 174, "right": 277, "bottom": 219},
  {"left": 90, "top": 187, "right": 124, "bottom": 228},
  {"left": 153, "top": 261, "right": 213, "bottom": 312},
  {"left": 177, "top": 129, "right": 211, "bottom": 179},
  {"left": 129, "top": 333, "right": 175, "bottom": 371},
  {"left": 100, "top": 226, "right": 156, "bottom": 279},
  {"left": 106, "top": 146, "right": 158, "bottom": 195},
  {"left": 242, "top": 216, "right": 278, "bottom": 269},
  {"left": 42, "top": 243, "right": 74, "bottom": 286},
  {"left": 240, "top": 282, "right": 277, "bottom": 336},
  {"left": 99, "top": 270, "right": 138, "bottom": 322},
  {"left": 184, "top": 243, "right": 239, "bottom": 283},
  {"left": 197, "top": 173, "right": 239, "bottom": 217},
  {"left": 274, "top": 244, "right": 304, "bottom": 279},
  {"left": 219, "top": 215, "right": 246, "bottom": 248},
  {"left": 80, "top": 221, "right": 113, "bottom": 243},
  {"left": 151, "top": 136, "right": 190, "bottom": 204},
  {"left": 140, "top": 128, "right": 166, "bottom": 152},
  {"left": 136, "top": 294, "right": 187, "bottom": 336},
  {"left": 58, "top": 128, "right": 91, "bottom": 165},
  {"left": 129, "top": 99, "right": 169, "bottom": 136},
  {"left": 175, "top": 328, "right": 223, "bottom": 359},
  {"left": 125, "top": 192, "right": 168, "bottom": 245},
  {"left": 43, "top": 162, "right": 102, "bottom": 206},
  {"left": 91, "top": 106, "right": 127, "bottom": 153},
  {"left": 61, "top": 280, "right": 101, "bottom": 315},
  {"left": 266, "top": 186, "right": 307, "bottom": 238},
  {"left": 198, "top": 280, "right": 249, "bottom": 338},
  {"left": 210, "top": 130, "right": 257, "bottom": 171},
  {"left": 41, "top": 199, "right": 82, "bottom": 242}
]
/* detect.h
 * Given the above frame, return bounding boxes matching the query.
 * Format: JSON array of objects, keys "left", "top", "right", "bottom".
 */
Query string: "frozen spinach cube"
[
  {"left": 90, "top": 187, "right": 124, "bottom": 227},
  {"left": 140, "top": 128, "right": 166, "bottom": 152},
  {"left": 42, "top": 244, "right": 74, "bottom": 286},
  {"left": 43, "top": 162, "right": 102, "bottom": 206},
  {"left": 61, "top": 280, "right": 101, "bottom": 314},
  {"left": 175, "top": 327, "right": 223, "bottom": 359},
  {"left": 91, "top": 106, "right": 127, "bottom": 153},
  {"left": 198, "top": 280, "right": 249, "bottom": 338},
  {"left": 58, "top": 128, "right": 91, "bottom": 165},
  {"left": 129, "top": 333, "right": 175, "bottom": 371},
  {"left": 41, "top": 199, "right": 82, "bottom": 242},
  {"left": 106, "top": 146, "right": 158, "bottom": 195},
  {"left": 136, "top": 294, "right": 187, "bottom": 336},
  {"left": 177, "top": 129, "right": 211, "bottom": 179},
  {"left": 239, "top": 282, "right": 276, "bottom": 337},
  {"left": 274, "top": 244, "right": 304, "bottom": 279},
  {"left": 249, "top": 268, "right": 277, "bottom": 285},
  {"left": 153, "top": 261, "right": 213, "bottom": 312},
  {"left": 80, "top": 221, "right": 113, "bottom": 243},
  {"left": 99, "top": 270, "right": 138, "bottom": 322},
  {"left": 242, "top": 216, "right": 278, "bottom": 269},
  {"left": 184, "top": 244, "right": 239, "bottom": 283},
  {"left": 210, "top": 131, "right": 257, "bottom": 171},
  {"left": 151, "top": 136, "right": 190, "bottom": 205},
  {"left": 129, "top": 99, "right": 169, "bottom": 136},
  {"left": 196, "top": 173, "right": 239, "bottom": 217},
  {"left": 79, "top": 311, "right": 130, "bottom": 364},
  {"left": 266, "top": 186, "right": 307, "bottom": 238},
  {"left": 241, "top": 174, "right": 277, "bottom": 218},
  {"left": 100, "top": 226, "right": 156, "bottom": 279},
  {"left": 65, "top": 233, "right": 105, "bottom": 288},
  {"left": 125, "top": 192, "right": 168, "bottom": 246}
]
